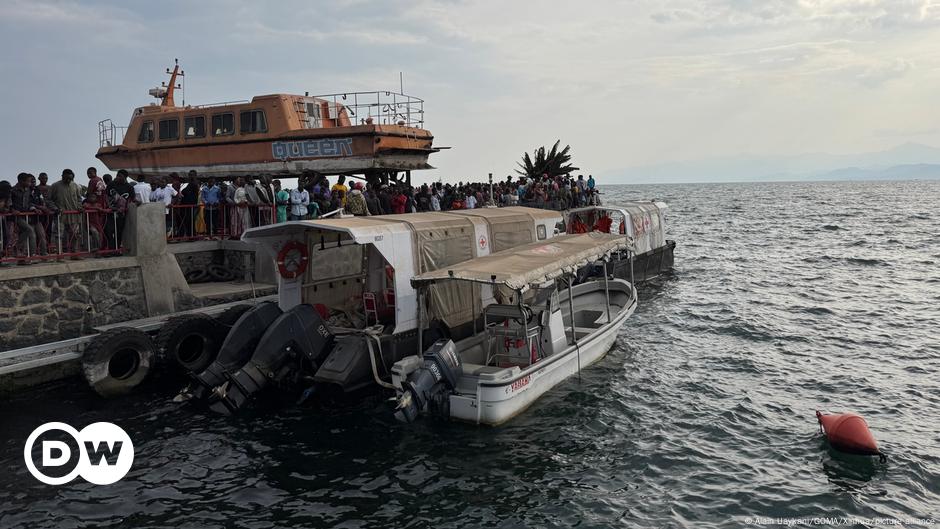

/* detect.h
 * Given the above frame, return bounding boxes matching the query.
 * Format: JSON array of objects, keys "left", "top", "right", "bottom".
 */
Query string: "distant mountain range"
[{"left": 608, "top": 142, "right": 940, "bottom": 183}]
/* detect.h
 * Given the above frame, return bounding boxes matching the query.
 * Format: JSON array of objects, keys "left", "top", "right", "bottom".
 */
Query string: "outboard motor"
[
  {"left": 175, "top": 301, "right": 282, "bottom": 402},
  {"left": 394, "top": 339, "right": 463, "bottom": 423},
  {"left": 208, "top": 304, "right": 334, "bottom": 414}
]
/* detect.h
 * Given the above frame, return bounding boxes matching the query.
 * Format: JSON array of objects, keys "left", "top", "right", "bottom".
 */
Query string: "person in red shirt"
[
  {"left": 85, "top": 167, "right": 108, "bottom": 251},
  {"left": 391, "top": 188, "right": 408, "bottom": 214},
  {"left": 593, "top": 213, "right": 613, "bottom": 233}
]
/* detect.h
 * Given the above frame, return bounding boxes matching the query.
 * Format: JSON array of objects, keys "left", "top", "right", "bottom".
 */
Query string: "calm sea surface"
[{"left": 1, "top": 180, "right": 938, "bottom": 528}]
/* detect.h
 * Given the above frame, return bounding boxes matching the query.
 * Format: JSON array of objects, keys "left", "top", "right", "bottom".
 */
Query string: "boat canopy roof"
[
  {"left": 241, "top": 207, "right": 562, "bottom": 243},
  {"left": 411, "top": 232, "right": 631, "bottom": 291}
]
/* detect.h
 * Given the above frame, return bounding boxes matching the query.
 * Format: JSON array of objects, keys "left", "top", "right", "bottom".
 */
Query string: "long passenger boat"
[{"left": 96, "top": 61, "right": 436, "bottom": 184}]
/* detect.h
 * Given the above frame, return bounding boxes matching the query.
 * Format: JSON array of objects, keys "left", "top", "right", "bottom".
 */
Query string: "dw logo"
[{"left": 23, "top": 422, "right": 134, "bottom": 485}]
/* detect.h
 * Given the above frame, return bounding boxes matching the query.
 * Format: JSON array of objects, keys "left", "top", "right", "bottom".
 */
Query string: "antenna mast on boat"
[{"left": 159, "top": 59, "right": 184, "bottom": 107}]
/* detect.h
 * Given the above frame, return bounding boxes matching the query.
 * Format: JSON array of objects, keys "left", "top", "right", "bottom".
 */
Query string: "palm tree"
[{"left": 516, "top": 140, "right": 579, "bottom": 179}]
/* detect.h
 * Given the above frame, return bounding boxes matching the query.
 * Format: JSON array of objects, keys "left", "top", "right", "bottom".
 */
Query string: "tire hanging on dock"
[
  {"left": 156, "top": 314, "right": 227, "bottom": 374},
  {"left": 82, "top": 328, "right": 156, "bottom": 398},
  {"left": 207, "top": 264, "right": 236, "bottom": 282}
]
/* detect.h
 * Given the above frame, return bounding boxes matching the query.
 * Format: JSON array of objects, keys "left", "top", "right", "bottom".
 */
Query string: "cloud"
[
  {"left": 856, "top": 57, "right": 915, "bottom": 86},
  {"left": 2, "top": 0, "right": 940, "bottom": 181}
]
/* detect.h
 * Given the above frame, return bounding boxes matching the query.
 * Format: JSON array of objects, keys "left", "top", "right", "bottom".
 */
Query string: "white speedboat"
[{"left": 392, "top": 232, "right": 637, "bottom": 425}]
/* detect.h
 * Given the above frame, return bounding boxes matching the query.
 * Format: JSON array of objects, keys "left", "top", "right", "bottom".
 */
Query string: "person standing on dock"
[
  {"left": 133, "top": 174, "right": 151, "bottom": 204},
  {"left": 37, "top": 173, "right": 50, "bottom": 202},
  {"left": 107, "top": 170, "right": 134, "bottom": 249},
  {"left": 345, "top": 182, "right": 370, "bottom": 216},
  {"left": 10, "top": 173, "right": 41, "bottom": 261},
  {"left": 179, "top": 173, "right": 200, "bottom": 238},
  {"left": 85, "top": 167, "right": 108, "bottom": 251},
  {"left": 201, "top": 177, "right": 220, "bottom": 234},
  {"left": 273, "top": 180, "right": 289, "bottom": 223},
  {"left": 364, "top": 183, "right": 384, "bottom": 215},
  {"left": 289, "top": 182, "right": 309, "bottom": 221},
  {"left": 232, "top": 177, "right": 252, "bottom": 237},
  {"left": 49, "top": 169, "right": 84, "bottom": 257},
  {"left": 331, "top": 175, "right": 349, "bottom": 207}
]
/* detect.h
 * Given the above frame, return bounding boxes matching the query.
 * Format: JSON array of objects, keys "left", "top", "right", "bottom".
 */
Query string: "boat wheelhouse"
[{"left": 97, "top": 62, "right": 436, "bottom": 184}]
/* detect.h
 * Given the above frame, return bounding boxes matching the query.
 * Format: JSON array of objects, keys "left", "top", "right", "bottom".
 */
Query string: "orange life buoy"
[
  {"left": 816, "top": 410, "right": 883, "bottom": 459},
  {"left": 276, "top": 240, "right": 309, "bottom": 279}
]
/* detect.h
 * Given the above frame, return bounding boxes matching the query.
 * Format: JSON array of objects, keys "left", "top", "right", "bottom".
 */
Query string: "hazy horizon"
[{"left": 3, "top": 0, "right": 940, "bottom": 185}]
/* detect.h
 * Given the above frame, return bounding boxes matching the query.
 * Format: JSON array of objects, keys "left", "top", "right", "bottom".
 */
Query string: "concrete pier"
[{"left": 0, "top": 203, "right": 276, "bottom": 390}]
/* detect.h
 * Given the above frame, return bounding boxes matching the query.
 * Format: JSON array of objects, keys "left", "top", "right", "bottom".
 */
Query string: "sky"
[{"left": 2, "top": 0, "right": 940, "bottom": 185}]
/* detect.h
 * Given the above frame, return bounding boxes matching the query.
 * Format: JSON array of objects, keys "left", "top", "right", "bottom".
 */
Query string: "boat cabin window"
[
  {"left": 137, "top": 120, "right": 154, "bottom": 143},
  {"left": 212, "top": 113, "right": 235, "bottom": 136},
  {"left": 240, "top": 110, "right": 268, "bottom": 134},
  {"left": 184, "top": 115, "right": 206, "bottom": 138},
  {"left": 158, "top": 118, "right": 179, "bottom": 141}
]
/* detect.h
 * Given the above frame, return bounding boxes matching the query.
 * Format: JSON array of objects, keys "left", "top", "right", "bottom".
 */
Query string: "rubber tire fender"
[
  {"left": 156, "top": 314, "right": 226, "bottom": 373},
  {"left": 185, "top": 269, "right": 209, "bottom": 284},
  {"left": 82, "top": 328, "right": 155, "bottom": 398},
  {"left": 208, "top": 264, "right": 236, "bottom": 282}
]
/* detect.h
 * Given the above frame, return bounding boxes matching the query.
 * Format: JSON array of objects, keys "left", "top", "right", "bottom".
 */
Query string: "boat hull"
[
  {"left": 613, "top": 240, "right": 676, "bottom": 283},
  {"left": 96, "top": 125, "right": 433, "bottom": 178},
  {"left": 449, "top": 280, "right": 637, "bottom": 425}
]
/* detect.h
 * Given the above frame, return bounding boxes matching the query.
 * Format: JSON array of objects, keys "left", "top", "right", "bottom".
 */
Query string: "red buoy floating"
[{"left": 816, "top": 410, "right": 884, "bottom": 460}]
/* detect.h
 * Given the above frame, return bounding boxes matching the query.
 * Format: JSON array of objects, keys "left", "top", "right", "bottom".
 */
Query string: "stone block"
[
  {"left": 18, "top": 317, "right": 41, "bottom": 335},
  {"left": 64, "top": 284, "right": 89, "bottom": 303},
  {"left": 21, "top": 288, "right": 49, "bottom": 306}
]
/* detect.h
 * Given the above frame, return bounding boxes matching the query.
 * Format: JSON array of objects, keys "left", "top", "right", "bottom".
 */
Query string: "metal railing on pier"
[
  {"left": 0, "top": 208, "right": 126, "bottom": 264},
  {"left": 166, "top": 203, "right": 278, "bottom": 242}
]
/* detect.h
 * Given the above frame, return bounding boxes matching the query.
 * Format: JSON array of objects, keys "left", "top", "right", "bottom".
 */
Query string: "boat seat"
[{"left": 461, "top": 362, "right": 518, "bottom": 381}]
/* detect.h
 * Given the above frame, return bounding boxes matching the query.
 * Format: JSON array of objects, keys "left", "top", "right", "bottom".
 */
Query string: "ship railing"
[
  {"left": 165, "top": 203, "right": 279, "bottom": 243},
  {"left": 311, "top": 91, "right": 425, "bottom": 128},
  {"left": 98, "top": 119, "right": 127, "bottom": 148},
  {"left": 190, "top": 100, "right": 249, "bottom": 109},
  {"left": 0, "top": 208, "right": 126, "bottom": 264}
]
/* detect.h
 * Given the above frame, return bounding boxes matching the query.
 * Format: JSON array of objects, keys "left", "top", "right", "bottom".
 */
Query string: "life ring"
[
  {"left": 276, "top": 240, "right": 309, "bottom": 279},
  {"left": 156, "top": 314, "right": 227, "bottom": 373},
  {"left": 82, "top": 328, "right": 155, "bottom": 398}
]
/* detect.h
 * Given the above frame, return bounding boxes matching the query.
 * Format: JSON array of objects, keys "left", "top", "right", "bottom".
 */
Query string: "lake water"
[{"left": 1, "top": 180, "right": 938, "bottom": 528}]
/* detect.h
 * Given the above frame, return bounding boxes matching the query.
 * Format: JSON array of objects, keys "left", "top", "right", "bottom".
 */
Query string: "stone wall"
[
  {"left": 173, "top": 248, "right": 255, "bottom": 283},
  {"left": 0, "top": 266, "right": 148, "bottom": 350}
]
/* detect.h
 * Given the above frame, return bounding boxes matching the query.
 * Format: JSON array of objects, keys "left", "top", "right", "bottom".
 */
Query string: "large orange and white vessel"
[{"left": 97, "top": 61, "right": 436, "bottom": 182}]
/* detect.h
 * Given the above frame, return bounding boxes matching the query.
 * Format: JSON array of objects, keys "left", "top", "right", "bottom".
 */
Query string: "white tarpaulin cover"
[
  {"left": 412, "top": 232, "right": 631, "bottom": 291},
  {"left": 566, "top": 203, "right": 667, "bottom": 255}
]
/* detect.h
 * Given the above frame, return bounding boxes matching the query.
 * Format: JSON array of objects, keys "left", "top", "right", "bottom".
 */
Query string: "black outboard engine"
[
  {"left": 175, "top": 301, "right": 283, "bottom": 402},
  {"left": 394, "top": 339, "right": 463, "bottom": 423},
  {"left": 208, "top": 304, "right": 334, "bottom": 415}
]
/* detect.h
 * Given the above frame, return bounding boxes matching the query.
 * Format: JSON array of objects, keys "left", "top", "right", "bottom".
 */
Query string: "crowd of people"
[
  {"left": 283, "top": 171, "right": 601, "bottom": 219},
  {"left": 0, "top": 168, "right": 600, "bottom": 264}
]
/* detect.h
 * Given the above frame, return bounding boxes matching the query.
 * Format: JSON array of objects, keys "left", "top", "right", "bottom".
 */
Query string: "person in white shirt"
[
  {"left": 148, "top": 178, "right": 179, "bottom": 235},
  {"left": 465, "top": 192, "right": 477, "bottom": 209},
  {"left": 430, "top": 188, "right": 441, "bottom": 211},
  {"left": 133, "top": 175, "right": 151, "bottom": 204},
  {"left": 289, "top": 187, "right": 309, "bottom": 220}
]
